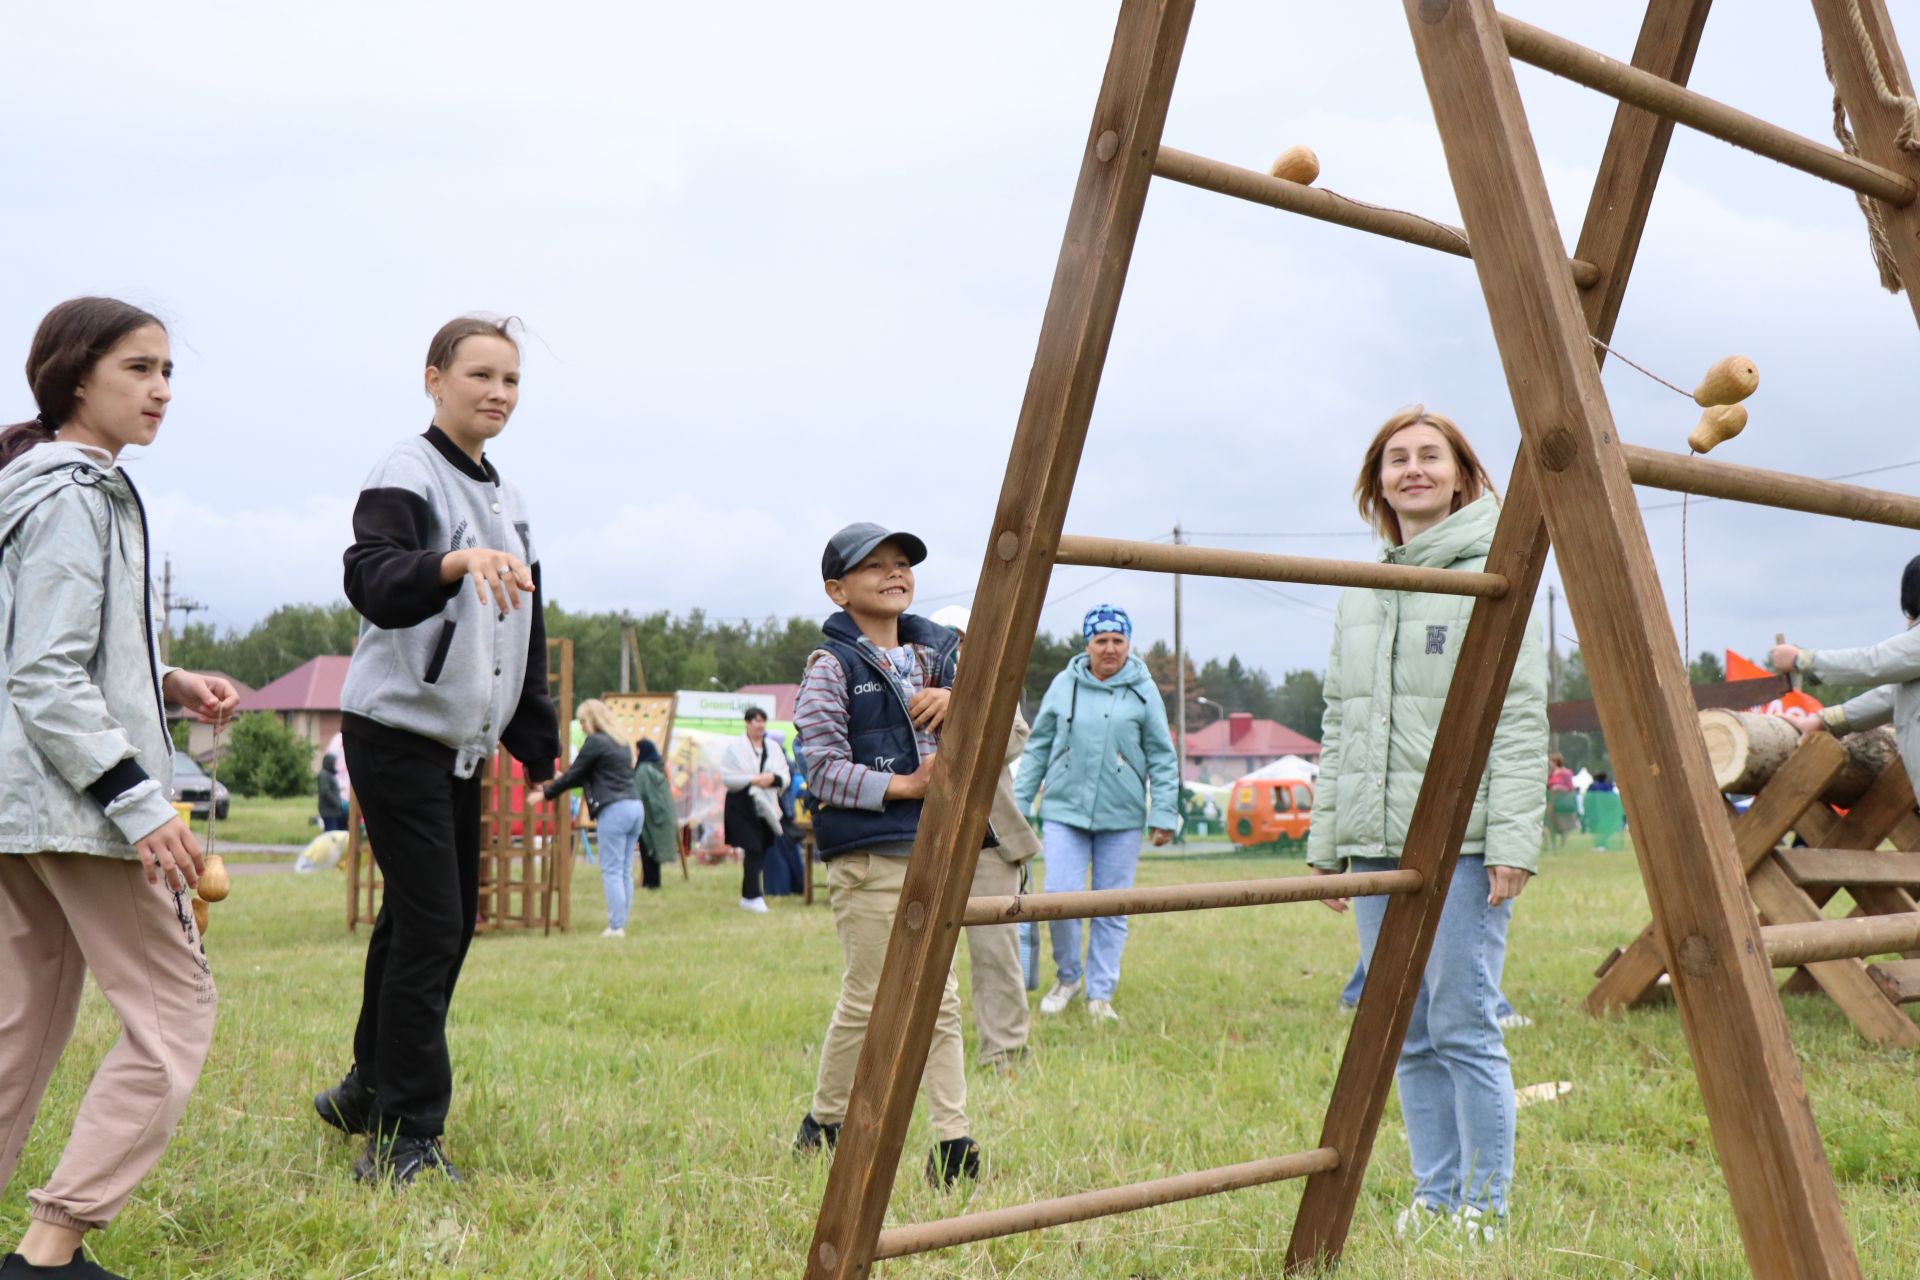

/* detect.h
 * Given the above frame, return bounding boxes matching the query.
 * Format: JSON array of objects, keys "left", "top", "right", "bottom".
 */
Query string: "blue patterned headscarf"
[{"left": 1083, "top": 603, "right": 1132, "bottom": 643}]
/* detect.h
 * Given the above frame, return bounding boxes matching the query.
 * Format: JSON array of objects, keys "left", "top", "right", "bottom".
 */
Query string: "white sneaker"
[
  {"left": 738, "top": 896, "right": 770, "bottom": 914},
  {"left": 1038, "top": 979, "right": 1082, "bottom": 1015},
  {"left": 1086, "top": 998, "right": 1120, "bottom": 1023},
  {"left": 1450, "top": 1205, "right": 1504, "bottom": 1245},
  {"left": 1496, "top": 1011, "right": 1532, "bottom": 1030},
  {"left": 1393, "top": 1201, "right": 1447, "bottom": 1240},
  {"left": 600, "top": 927, "right": 626, "bottom": 939}
]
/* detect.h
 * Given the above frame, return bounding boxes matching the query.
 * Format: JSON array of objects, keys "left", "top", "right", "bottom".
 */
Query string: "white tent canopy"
[{"left": 1238, "top": 755, "right": 1319, "bottom": 783}]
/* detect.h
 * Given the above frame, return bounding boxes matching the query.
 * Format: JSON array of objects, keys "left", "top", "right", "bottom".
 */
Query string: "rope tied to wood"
[
  {"left": 1586, "top": 334, "right": 1695, "bottom": 663},
  {"left": 1822, "top": 0, "right": 1920, "bottom": 293}
]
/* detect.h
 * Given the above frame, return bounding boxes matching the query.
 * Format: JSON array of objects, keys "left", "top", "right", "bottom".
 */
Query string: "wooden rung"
[
  {"left": 1869, "top": 959, "right": 1920, "bottom": 1005},
  {"left": 1777, "top": 848, "right": 1920, "bottom": 890},
  {"left": 1151, "top": 146, "right": 1602, "bottom": 288},
  {"left": 1501, "top": 15, "right": 1917, "bottom": 207},
  {"left": 961, "top": 868, "right": 1421, "bottom": 927},
  {"left": 872, "top": 1146, "right": 1340, "bottom": 1261},
  {"left": 1622, "top": 445, "right": 1920, "bottom": 530},
  {"left": 1054, "top": 534, "right": 1507, "bottom": 597},
  {"left": 1762, "top": 913, "right": 1920, "bottom": 967}
]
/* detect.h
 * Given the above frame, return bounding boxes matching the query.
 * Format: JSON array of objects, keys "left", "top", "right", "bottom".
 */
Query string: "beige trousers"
[
  {"left": 964, "top": 855, "right": 1032, "bottom": 1065},
  {"left": 0, "top": 853, "right": 216, "bottom": 1232},
  {"left": 811, "top": 850, "right": 968, "bottom": 1141}
]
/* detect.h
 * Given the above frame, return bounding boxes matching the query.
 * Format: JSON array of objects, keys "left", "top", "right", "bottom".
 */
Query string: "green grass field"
[
  {"left": 6, "top": 848, "right": 1917, "bottom": 1278},
  {"left": 210, "top": 796, "right": 322, "bottom": 848}
]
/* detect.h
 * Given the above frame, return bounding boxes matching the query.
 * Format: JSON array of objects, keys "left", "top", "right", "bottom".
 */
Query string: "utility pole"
[
  {"left": 1546, "top": 583, "right": 1560, "bottom": 751},
  {"left": 158, "top": 555, "right": 207, "bottom": 664},
  {"left": 1173, "top": 521, "right": 1186, "bottom": 818}
]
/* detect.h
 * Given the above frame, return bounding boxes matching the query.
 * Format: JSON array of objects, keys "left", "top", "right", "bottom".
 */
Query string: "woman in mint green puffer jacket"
[{"left": 1308, "top": 407, "right": 1547, "bottom": 1236}]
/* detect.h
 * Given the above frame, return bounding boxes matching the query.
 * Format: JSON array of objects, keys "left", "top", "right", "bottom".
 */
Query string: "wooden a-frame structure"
[{"left": 805, "top": 3, "right": 1920, "bottom": 1276}]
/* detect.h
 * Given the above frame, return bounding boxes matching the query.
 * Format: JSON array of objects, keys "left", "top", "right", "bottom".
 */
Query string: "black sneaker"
[
  {"left": 925, "top": 1136, "right": 981, "bottom": 1188},
  {"left": 793, "top": 1112, "right": 840, "bottom": 1153},
  {"left": 314, "top": 1070, "right": 378, "bottom": 1136},
  {"left": 351, "top": 1133, "right": 464, "bottom": 1186},
  {"left": 0, "top": 1251, "right": 127, "bottom": 1278}
]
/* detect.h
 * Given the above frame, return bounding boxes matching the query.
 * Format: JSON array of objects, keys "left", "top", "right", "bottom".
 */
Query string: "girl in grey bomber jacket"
[{"left": 338, "top": 427, "right": 559, "bottom": 778}]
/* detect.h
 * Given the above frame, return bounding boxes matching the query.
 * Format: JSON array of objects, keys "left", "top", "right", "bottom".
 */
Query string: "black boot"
[
  {"left": 0, "top": 1251, "right": 128, "bottom": 1278},
  {"left": 926, "top": 1136, "right": 981, "bottom": 1188},
  {"left": 793, "top": 1113, "right": 840, "bottom": 1153},
  {"left": 313, "top": 1068, "right": 379, "bottom": 1136},
  {"left": 351, "top": 1133, "right": 464, "bottom": 1186}
]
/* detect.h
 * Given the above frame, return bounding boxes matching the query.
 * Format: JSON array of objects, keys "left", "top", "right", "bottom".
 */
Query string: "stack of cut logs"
[{"left": 1698, "top": 708, "right": 1897, "bottom": 803}]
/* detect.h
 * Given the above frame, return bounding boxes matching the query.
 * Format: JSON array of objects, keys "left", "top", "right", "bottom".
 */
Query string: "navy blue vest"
[{"left": 811, "top": 612, "right": 960, "bottom": 859}]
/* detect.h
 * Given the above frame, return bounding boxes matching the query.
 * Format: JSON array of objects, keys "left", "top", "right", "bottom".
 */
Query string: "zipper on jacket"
[{"left": 123, "top": 471, "right": 169, "bottom": 737}]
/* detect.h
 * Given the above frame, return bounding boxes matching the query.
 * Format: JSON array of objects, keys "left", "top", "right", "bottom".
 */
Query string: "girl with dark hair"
[
  {"left": 1772, "top": 555, "right": 1920, "bottom": 802},
  {"left": 721, "top": 707, "right": 788, "bottom": 913},
  {"left": 632, "top": 739, "right": 677, "bottom": 890},
  {"left": 312, "top": 315, "right": 560, "bottom": 1186},
  {"left": 0, "top": 297, "right": 240, "bottom": 1279}
]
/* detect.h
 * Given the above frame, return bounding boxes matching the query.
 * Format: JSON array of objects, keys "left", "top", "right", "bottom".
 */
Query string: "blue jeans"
[
  {"left": 1041, "top": 823, "right": 1142, "bottom": 1002},
  {"left": 595, "top": 799, "right": 646, "bottom": 931},
  {"left": 1341, "top": 920, "right": 1517, "bottom": 1022},
  {"left": 1351, "top": 854, "right": 1516, "bottom": 1216}
]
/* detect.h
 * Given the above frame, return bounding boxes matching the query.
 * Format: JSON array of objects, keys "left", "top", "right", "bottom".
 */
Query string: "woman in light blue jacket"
[{"left": 1014, "top": 604, "right": 1180, "bottom": 1024}]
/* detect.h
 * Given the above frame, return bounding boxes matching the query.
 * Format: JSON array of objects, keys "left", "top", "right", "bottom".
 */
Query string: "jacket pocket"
[
  {"left": 1115, "top": 750, "right": 1143, "bottom": 786},
  {"left": 423, "top": 619, "right": 456, "bottom": 685}
]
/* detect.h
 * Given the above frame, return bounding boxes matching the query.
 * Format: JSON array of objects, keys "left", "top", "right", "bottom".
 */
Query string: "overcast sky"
[{"left": 8, "top": 2, "right": 1917, "bottom": 688}]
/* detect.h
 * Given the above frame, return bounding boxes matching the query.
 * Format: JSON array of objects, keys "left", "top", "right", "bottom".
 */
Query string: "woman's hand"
[
  {"left": 163, "top": 671, "right": 241, "bottom": 725},
  {"left": 136, "top": 816, "right": 203, "bottom": 892},
  {"left": 1769, "top": 642, "right": 1801, "bottom": 673},
  {"left": 442, "top": 546, "right": 534, "bottom": 612},
  {"left": 1148, "top": 827, "right": 1174, "bottom": 847},
  {"left": 528, "top": 783, "right": 548, "bottom": 802},
  {"left": 907, "top": 687, "right": 951, "bottom": 733},
  {"left": 752, "top": 772, "right": 779, "bottom": 788},
  {"left": 1488, "top": 865, "right": 1531, "bottom": 907},
  {"left": 1311, "top": 865, "right": 1348, "bottom": 914}
]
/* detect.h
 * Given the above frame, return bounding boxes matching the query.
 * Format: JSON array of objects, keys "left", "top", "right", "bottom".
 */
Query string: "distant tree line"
[{"left": 166, "top": 600, "right": 1331, "bottom": 740}]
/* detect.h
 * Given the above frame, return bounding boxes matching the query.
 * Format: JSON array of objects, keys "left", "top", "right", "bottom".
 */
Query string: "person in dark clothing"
[
  {"left": 536, "top": 699, "right": 643, "bottom": 936},
  {"left": 720, "top": 707, "right": 788, "bottom": 913},
  {"left": 318, "top": 752, "right": 347, "bottom": 832},
  {"left": 311, "top": 315, "right": 561, "bottom": 1188},
  {"left": 632, "top": 739, "right": 677, "bottom": 891}
]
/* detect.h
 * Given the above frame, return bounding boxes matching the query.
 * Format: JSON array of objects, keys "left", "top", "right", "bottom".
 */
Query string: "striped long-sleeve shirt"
[{"left": 794, "top": 640, "right": 941, "bottom": 812}]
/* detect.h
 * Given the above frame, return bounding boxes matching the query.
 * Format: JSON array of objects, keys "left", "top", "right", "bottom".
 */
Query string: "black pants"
[
  {"left": 639, "top": 850, "right": 662, "bottom": 890},
  {"left": 726, "top": 791, "right": 769, "bottom": 900},
  {"left": 343, "top": 733, "right": 481, "bottom": 1138}
]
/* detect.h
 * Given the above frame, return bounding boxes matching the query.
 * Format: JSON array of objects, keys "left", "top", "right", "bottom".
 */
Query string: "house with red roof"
[
  {"left": 1184, "top": 712, "right": 1320, "bottom": 784},
  {"left": 236, "top": 655, "right": 353, "bottom": 763}
]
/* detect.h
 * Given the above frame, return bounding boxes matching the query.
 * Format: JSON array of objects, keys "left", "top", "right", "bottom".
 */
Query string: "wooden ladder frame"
[{"left": 804, "top": 3, "right": 1920, "bottom": 1276}]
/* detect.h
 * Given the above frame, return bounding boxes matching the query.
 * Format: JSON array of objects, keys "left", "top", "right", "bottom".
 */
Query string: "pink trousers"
[{"left": 0, "top": 853, "right": 216, "bottom": 1232}]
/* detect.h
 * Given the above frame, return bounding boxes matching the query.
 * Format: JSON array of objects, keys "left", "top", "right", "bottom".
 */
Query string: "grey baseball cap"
[{"left": 822, "top": 522, "right": 928, "bottom": 580}]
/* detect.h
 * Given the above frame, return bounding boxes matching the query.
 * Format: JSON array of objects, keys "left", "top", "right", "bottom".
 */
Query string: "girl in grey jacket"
[
  {"left": 1773, "top": 555, "right": 1920, "bottom": 783},
  {"left": 0, "top": 298, "right": 240, "bottom": 1280},
  {"left": 312, "top": 315, "right": 560, "bottom": 1189}
]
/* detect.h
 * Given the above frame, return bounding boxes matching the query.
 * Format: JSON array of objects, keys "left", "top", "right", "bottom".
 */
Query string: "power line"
[{"left": 1232, "top": 579, "right": 1339, "bottom": 619}]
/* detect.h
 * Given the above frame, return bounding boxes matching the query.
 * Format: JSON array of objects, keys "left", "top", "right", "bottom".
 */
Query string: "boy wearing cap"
[{"left": 790, "top": 523, "right": 981, "bottom": 1187}]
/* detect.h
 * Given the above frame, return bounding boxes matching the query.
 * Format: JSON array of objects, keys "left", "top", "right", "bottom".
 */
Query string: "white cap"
[{"left": 929, "top": 605, "right": 971, "bottom": 633}]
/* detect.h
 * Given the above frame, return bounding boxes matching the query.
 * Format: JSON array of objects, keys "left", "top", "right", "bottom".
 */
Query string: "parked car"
[
  {"left": 171, "top": 750, "right": 230, "bottom": 821},
  {"left": 1228, "top": 777, "right": 1312, "bottom": 849}
]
